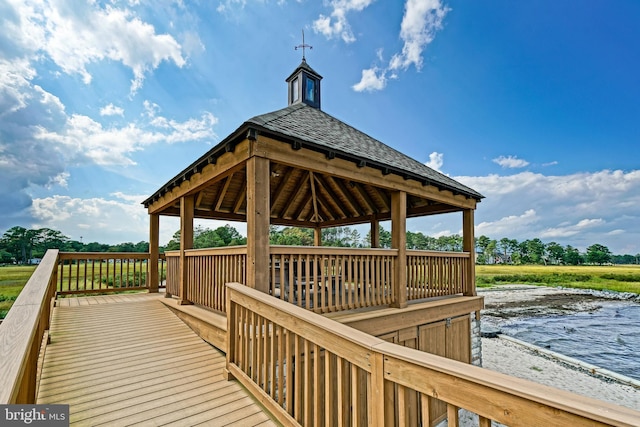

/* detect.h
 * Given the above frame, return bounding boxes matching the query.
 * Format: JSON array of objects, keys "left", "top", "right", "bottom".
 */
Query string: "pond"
[{"left": 497, "top": 300, "right": 640, "bottom": 381}]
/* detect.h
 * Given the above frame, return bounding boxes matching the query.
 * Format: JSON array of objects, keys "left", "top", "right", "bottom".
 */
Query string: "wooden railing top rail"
[
  {"left": 0, "top": 249, "right": 59, "bottom": 404},
  {"left": 226, "top": 283, "right": 640, "bottom": 427},
  {"left": 165, "top": 246, "right": 248, "bottom": 257},
  {"left": 270, "top": 245, "right": 398, "bottom": 256},
  {"left": 407, "top": 249, "right": 470, "bottom": 258},
  {"left": 166, "top": 245, "right": 469, "bottom": 258},
  {"left": 378, "top": 342, "right": 639, "bottom": 426},
  {"left": 59, "top": 252, "right": 149, "bottom": 260}
]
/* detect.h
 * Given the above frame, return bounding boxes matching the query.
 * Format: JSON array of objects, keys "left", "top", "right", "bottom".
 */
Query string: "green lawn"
[
  {"left": 476, "top": 264, "right": 640, "bottom": 294},
  {"left": 0, "top": 265, "right": 36, "bottom": 318}
]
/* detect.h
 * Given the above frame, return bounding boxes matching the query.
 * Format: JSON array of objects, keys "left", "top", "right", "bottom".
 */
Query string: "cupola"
[{"left": 286, "top": 58, "right": 322, "bottom": 110}]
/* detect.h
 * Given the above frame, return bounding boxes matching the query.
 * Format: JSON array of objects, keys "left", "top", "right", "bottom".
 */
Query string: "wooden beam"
[
  {"left": 309, "top": 171, "right": 320, "bottom": 222},
  {"left": 256, "top": 135, "right": 477, "bottom": 210},
  {"left": 292, "top": 197, "right": 312, "bottom": 223},
  {"left": 391, "top": 191, "right": 407, "bottom": 309},
  {"left": 327, "top": 176, "right": 366, "bottom": 217},
  {"left": 214, "top": 174, "right": 234, "bottom": 212},
  {"left": 372, "top": 186, "right": 390, "bottom": 212},
  {"left": 232, "top": 185, "right": 246, "bottom": 215},
  {"left": 179, "top": 195, "right": 194, "bottom": 305},
  {"left": 147, "top": 141, "right": 251, "bottom": 214},
  {"left": 282, "top": 170, "right": 309, "bottom": 220},
  {"left": 352, "top": 183, "right": 377, "bottom": 215},
  {"left": 246, "top": 156, "right": 270, "bottom": 293},
  {"left": 462, "top": 209, "right": 476, "bottom": 296},
  {"left": 370, "top": 219, "right": 380, "bottom": 248},
  {"left": 148, "top": 213, "right": 159, "bottom": 293},
  {"left": 270, "top": 165, "right": 295, "bottom": 215},
  {"left": 314, "top": 174, "right": 348, "bottom": 219}
]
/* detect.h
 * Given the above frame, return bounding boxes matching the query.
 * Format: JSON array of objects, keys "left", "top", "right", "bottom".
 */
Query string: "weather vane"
[{"left": 295, "top": 29, "right": 312, "bottom": 61}]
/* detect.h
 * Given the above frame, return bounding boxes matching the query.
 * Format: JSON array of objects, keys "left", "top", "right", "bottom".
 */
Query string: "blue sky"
[{"left": 1, "top": 0, "right": 639, "bottom": 254}]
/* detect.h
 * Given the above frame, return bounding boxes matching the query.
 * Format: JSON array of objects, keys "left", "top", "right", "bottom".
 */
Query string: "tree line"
[{"left": 2, "top": 225, "right": 637, "bottom": 266}]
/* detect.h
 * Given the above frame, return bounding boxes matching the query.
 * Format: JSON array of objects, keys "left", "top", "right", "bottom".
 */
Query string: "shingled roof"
[{"left": 247, "top": 103, "right": 483, "bottom": 201}]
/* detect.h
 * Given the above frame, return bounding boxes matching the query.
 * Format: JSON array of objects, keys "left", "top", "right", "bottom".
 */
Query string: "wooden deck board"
[{"left": 37, "top": 293, "right": 277, "bottom": 427}]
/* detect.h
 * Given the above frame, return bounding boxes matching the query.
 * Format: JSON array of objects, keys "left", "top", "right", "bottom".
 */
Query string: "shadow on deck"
[{"left": 36, "top": 293, "right": 276, "bottom": 427}]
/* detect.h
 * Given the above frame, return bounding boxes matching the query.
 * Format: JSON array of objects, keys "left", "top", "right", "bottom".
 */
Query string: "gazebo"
[{"left": 143, "top": 59, "right": 485, "bottom": 378}]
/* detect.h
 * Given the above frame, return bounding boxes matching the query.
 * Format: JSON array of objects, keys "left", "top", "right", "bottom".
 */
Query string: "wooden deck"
[{"left": 36, "top": 293, "right": 277, "bottom": 426}]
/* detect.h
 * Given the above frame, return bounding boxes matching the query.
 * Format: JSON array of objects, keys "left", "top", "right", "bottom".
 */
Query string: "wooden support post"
[
  {"left": 462, "top": 209, "right": 476, "bottom": 296},
  {"left": 314, "top": 226, "right": 322, "bottom": 246},
  {"left": 368, "top": 352, "right": 385, "bottom": 427},
  {"left": 370, "top": 219, "right": 380, "bottom": 248},
  {"left": 148, "top": 213, "right": 159, "bottom": 293},
  {"left": 247, "top": 156, "right": 270, "bottom": 293},
  {"left": 179, "top": 195, "right": 194, "bottom": 305},
  {"left": 391, "top": 191, "right": 407, "bottom": 308}
]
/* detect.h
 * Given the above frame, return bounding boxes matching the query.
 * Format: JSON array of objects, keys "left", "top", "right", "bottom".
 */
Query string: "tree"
[
  {"left": 322, "top": 227, "right": 360, "bottom": 247},
  {"left": 564, "top": 245, "right": 583, "bottom": 265},
  {"left": 545, "top": 242, "right": 565, "bottom": 265},
  {"left": 585, "top": 243, "right": 612, "bottom": 265},
  {"left": 365, "top": 225, "right": 391, "bottom": 248},
  {"left": 270, "top": 227, "right": 314, "bottom": 246}
]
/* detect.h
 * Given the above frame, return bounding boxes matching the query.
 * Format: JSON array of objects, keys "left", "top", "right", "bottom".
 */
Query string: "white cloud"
[
  {"left": 350, "top": 0, "right": 449, "bottom": 92},
  {"left": 389, "top": 0, "right": 449, "bottom": 72},
  {"left": 456, "top": 169, "right": 640, "bottom": 252},
  {"left": 352, "top": 67, "right": 387, "bottom": 92},
  {"left": 424, "top": 151, "right": 443, "bottom": 171},
  {"left": 540, "top": 218, "right": 604, "bottom": 239},
  {"left": 0, "top": 56, "right": 217, "bottom": 230},
  {"left": 493, "top": 155, "right": 530, "bottom": 168},
  {"left": 100, "top": 104, "right": 125, "bottom": 117},
  {"left": 475, "top": 209, "right": 539, "bottom": 238},
  {"left": 34, "top": 109, "right": 218, "bottom": 166},
  {"left": 30, "top": 194, "right": 149, "bottom": 243},
  {"left": 4, "top": 0, "right": 186, "bottom": 94},
  {"left": 313, "top": 0, "right": 375, "bottom": 43},
  {"left": 30, "top": 194, "right": 246, "bottom": 245}
]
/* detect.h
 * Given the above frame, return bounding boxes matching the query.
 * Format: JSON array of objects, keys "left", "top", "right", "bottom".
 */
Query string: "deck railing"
[
  {"left": 270, "top": 246, "right": 397, "bottom": 313},
  {"left": 167, "top": 246, "right": 472, "bottom": 313},
  {"left": 0, "top": 250, "right": 58, "bottom": 404},
  {"left": 165, "top": 247, "right": 247, "bottom": 313},
  {"left": 406, "top": 250, "right": 470, "bottom": 300},
  {"left": 226, "top": 282, "right": 640, "bottom": 427},
  {"left": 57, "top": 252, "right": 166, "bottom": 295}
]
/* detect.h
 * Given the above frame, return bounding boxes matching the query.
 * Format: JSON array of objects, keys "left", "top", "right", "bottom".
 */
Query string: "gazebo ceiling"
[{"left": 152, "top": 160, "right": 466, "bottom": 228}]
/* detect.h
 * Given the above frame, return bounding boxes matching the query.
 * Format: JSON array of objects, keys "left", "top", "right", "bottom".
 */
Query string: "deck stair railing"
[
  {"left": 226, "top": 282, "right": 640, "bottom": 427},
  {"left": 0, "top": 250, "right": 59, "bottom": 404}
]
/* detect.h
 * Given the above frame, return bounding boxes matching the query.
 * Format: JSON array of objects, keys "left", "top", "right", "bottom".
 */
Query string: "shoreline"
[{"left": 478, "top": 285, "right": 640, "bottom": 411}]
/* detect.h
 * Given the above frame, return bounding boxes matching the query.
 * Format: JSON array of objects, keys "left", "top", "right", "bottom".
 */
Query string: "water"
[{"left": 497, "top": 301, "right": 640, "bottom": 381}]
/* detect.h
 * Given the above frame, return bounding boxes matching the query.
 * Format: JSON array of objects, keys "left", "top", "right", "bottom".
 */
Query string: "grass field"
[
  {"left": 0, "top": 265, "right": 36, "bottom": 318},
  {"left": 476, "top": 264, "right": 640, "bottom": 294}
]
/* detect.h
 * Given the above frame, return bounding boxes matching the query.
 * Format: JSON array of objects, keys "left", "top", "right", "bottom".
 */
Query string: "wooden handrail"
[
  {"left": 270, "top": 245, "right": 397, "bottom": 256},
  {"left": 226, "top": 283, "right": 640, "bottom": 427},
  {"left": 58, "top": 252, "right": 149, "bottom": 260},
  {"left": 406, "top": 249, "right": 470, "bottom": 258},
  {"left": 0, "top": 249, "right": 59, "bottom": 404}
]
